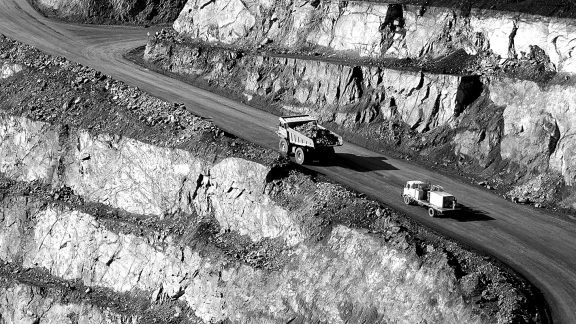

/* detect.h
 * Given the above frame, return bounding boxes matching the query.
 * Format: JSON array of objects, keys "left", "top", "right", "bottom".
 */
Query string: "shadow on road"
[
  {"left": 439, "top": 205, "right": 495, "bottom": 222},
  {"left": 311, "top": 153, "right": 398, "bottom": 172}
]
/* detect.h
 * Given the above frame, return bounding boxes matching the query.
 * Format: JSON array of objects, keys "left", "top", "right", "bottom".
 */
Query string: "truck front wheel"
[
  {"left": 279, "top": 139, "right": 289, "bottom": 156},
  {"left": 403, "top": 195, "right": 411, "bottom": 205},
  {"left": 428, "top": 208, "right": 436, "bottom": 217},
  {"left": 295, "top": 147, "right": 306, "bottom": 165}
]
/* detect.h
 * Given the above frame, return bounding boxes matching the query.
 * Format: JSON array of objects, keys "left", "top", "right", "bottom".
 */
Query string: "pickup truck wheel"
[
  {"left": 428, "top": 208, "right": 436, "bottom": 217},
  {"left": 279, "top": 139, "right": 289, "bottom": 156},
  {"left": 294, "top": 147, "right": 306, "bottom": 165},
  {"left": 403, "top": 195, "right": 411, "bottom": 205}
]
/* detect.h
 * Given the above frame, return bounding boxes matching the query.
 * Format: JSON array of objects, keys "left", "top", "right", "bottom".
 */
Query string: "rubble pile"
[{"left": 292, "top": 122, "right": 339, "bottom": 146}]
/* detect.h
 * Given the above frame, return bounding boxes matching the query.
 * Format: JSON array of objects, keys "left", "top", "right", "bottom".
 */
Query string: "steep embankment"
[
  {"left": 142, "top": 0, "right": 576, "bottom": 209},
  {"left": 29, "top": 0, "right": 186, "bottom": 25},
  {"left": 0, "top": 35, "right": 545, "bottom": 322}
]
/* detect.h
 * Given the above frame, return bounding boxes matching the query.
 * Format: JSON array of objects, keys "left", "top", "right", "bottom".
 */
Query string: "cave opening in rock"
[
  {"left": 382, "top": 4, "right": 404, "bottom": 31},
  {"left": 455, "top": 75, "right": 483, "bottom": 116}
]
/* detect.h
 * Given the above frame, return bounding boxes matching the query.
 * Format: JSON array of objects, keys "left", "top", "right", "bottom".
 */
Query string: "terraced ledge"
[
  {"left": 0, "top": 261, "right": 196, "bottom": 323},
  {"left": 172, "top": 0, "right": 576, "bottom": 74}
]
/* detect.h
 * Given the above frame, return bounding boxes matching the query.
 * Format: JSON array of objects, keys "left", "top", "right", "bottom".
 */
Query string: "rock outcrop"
[
  {"left": 0, "top": 200, "right": 483, "bottom": 323},
  {"left": 172, "top": 0, "right": 576, "bottom": 73},
  {"left": 31, "top": 0, "right": 186, "bottom": 25},
  {"left": 145, "top": 42, "right": 467, "bottom": 133},
  {"left": 0, "top": 283, "right": 137, "bottom": 324},
  {"left": 0, "top": 62, "right": 23, "bottom": 79}
]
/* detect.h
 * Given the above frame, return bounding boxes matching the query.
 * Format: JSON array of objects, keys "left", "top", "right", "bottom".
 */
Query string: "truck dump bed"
[{"left": 279, "top": 115, "right": 342, "bottom": 148}]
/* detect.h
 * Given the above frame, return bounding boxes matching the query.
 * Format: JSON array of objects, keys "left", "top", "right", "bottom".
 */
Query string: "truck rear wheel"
[
  {"left": 279, "top": 139, "right": 289, "bottom": 156},
  {"left": 428, "top": 208, "right": 436, "bottom": 217},
  {"left": 294, "top": 147, "right": 306, "bottom": 165},
  {"left": 403, "top": 195, "right": 411, "bottom": 205}
]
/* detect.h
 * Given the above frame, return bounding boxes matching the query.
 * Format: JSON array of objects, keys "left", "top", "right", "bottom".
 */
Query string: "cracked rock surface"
[
  {"left": 173, "top": 0, "right": 576, "bottom": 73},
  {"left": 31, "top": 0, "right": 187, "bottom": 25}
]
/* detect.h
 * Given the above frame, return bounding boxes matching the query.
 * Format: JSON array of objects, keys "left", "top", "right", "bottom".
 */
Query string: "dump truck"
[
  {"left": 277, "top": 115, "right": 343, "bottom": 164},
  {"left": 402, "top": 180, "right": 459, "bottom": 217}
]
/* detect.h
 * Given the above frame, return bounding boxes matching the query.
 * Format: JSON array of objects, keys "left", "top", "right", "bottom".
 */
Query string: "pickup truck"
[{"left": 402, "top": 180, "right": 459, "bottom": 217}]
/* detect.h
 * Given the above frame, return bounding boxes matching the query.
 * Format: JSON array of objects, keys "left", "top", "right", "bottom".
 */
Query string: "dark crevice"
[
  {"left": 382, "top": 4, "right": 405, "bottom": 31},
  {"left": 548, "top": 121, "right": 561, "bottom": 156},
  {"left": 455, "top": 75, "right": 483, "bottom": 116}
]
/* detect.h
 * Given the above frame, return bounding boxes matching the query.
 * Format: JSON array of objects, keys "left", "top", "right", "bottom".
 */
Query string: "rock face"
[
  {"left": 173, "top": 0, "right": 576, "bottom": 73},
  {"left": 0, "top": 115, "right": 59, "bottom": 182},
  {"left": 0, "top": 180, "right": 534, "bottom": 323},
  {"left": 0, "top": 283, "right": 137, "bottom": 324},
  {"left": 145, "top": 43, "right": 468, "bottom": 133},
  {"left": 31, "top": 0, "right": 186, "bottom": 25},
  {"left": 3, "top": 203, "right": 479, "bottom": 323},
  {"left": 0, "top": 112, "right": 303, "bottom": 245},
  {"left": 490, "top": 80, "right": 570, "bottom": 183}
]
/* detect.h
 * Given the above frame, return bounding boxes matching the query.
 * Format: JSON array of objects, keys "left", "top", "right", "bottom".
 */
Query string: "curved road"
[{"left": 1, "top": 1, "right": 575, "bottom": 322}]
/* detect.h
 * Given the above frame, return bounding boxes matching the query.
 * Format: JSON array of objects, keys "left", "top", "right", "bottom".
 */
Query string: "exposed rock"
[
  {"left": 202, "top": 158, "right": 304, "bottom": 245},
  {"left": 145, "top": 42, "right": 462, "bottom": 133},
  {"left": 490, "top": 78, "right": 576, "bottom": 188},
  {"left": 62, "top": 129, "right": 207, "bottom": 216},
  {"left": 0, "top": 283, "right": 137, "bottom": 324},
  {"left": 0, "top": 114, "right": 60, "bottom": 183},
  {"left": 0, "top": 113, "right": 302, "bottom": 244},
  {"left": 173, "top": 0, "right": 576, "bottom": 73},
  {"left": 31, "top": 0, "right": 186, "bottom": 25},
  {"left": 0, "top": 200, "right": 518, "bottom": 323},
  {"left": 0, "top": 62, "right": 24, "bottom": 79}
]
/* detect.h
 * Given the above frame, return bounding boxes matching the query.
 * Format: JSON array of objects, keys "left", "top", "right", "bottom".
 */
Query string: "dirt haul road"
[{"left": 0, "top": 0, "right": 575, "bottom": 322}]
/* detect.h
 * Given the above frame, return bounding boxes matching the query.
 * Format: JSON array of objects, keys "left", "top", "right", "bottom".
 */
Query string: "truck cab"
[{"left": 403, "top": 181, "right": 429, "bottom": 200}]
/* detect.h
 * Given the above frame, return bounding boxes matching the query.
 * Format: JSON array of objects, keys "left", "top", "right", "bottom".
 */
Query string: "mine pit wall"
[
  {"left": 2, "top": 199, "right": 478, "bottom": 324},
  {"left": 144, "top": 39, "right": 576, "bottom": 206},
  {"left": 144, "top": 42, "right": 467, "bottom": 134},
  {"left": 487, "top": 79, "right": 576, "bottom": 204},
  {"left": 0, "top": 110, "right": 541, "bottom": 323},
  {"left": 173, "top": 0, "right": 576, "bottom": 73},
  {"left": 0, "top": 113, "right": 303, "bottom": 245}
]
